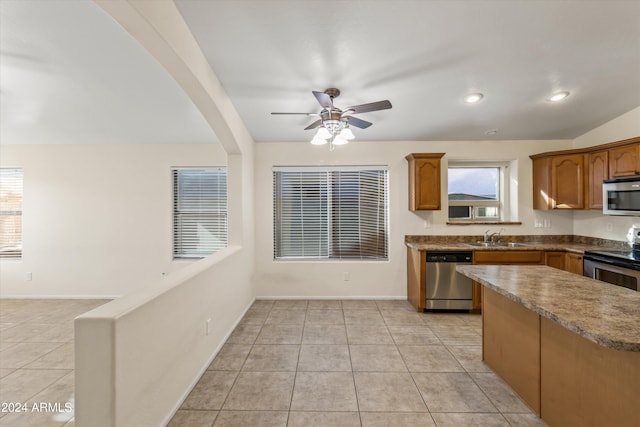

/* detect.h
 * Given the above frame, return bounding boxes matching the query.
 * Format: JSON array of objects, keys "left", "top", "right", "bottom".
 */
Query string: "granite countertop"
[
  {"left": 405, "top": 241, "right": 600, "bottom": 253},
  {"left": 405, "top": 234, "right": 630, "bottom": 254},
  {"left": 456, "top": 265, "right": 640, "bottom": 352}
]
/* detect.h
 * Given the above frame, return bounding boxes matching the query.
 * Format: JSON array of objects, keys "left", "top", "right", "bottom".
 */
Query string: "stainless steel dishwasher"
[{"left": 425, "top": 251, "right": 473, "bottom": 310}]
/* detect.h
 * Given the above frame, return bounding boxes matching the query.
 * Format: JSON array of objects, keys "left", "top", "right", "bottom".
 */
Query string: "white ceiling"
[
  {"left": 0, "top": 0, "right": 217, "bottom": 145},
  {"left": 1, "top": 1, "right": 639, "bottom": 146}
]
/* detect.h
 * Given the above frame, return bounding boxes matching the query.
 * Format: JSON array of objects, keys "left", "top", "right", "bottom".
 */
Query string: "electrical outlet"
[
  {"left": 606, "top": 223, "right": 613, "bottom": 232},
  {"left": 206, "top": 318, "right": 211, "bottom": 336},
  {"left": 423, "top": 219, "right": 431, "bottom": 228},
  {"left": 26, "top": 272, "right": 32, "bottom": 281},
  {"left": 343, "top": 272, "right": 350, "bottom": 281}
]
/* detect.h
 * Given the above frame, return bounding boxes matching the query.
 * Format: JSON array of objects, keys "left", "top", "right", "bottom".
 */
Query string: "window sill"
[{"left": 446, "top": 221, "right": 522, "bottom": 225}]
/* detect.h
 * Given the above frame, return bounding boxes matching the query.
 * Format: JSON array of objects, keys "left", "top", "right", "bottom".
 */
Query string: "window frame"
[
  {"left": 172, "top": 167, "right": 228, "bottom": 260},
  {"left": 273, "top": 165, "right": 389, "bottom": 262},
  {"left": 447, "top": 161, "right": 510, "bottom": 223}
]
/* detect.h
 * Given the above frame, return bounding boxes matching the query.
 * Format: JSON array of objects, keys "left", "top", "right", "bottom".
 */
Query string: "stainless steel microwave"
[{"left": 603, "top": 177, "right": 640, "bottom": 216}]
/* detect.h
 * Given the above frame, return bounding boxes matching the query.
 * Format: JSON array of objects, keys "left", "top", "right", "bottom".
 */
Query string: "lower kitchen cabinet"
[
  {"left": 544, "top": 251, "right": 566, "bottom": 270},
  {"left": 472, "top": 251, "right": 544, "bottom": 311},
  {"left": 474, "top": 250, "right": 544, "bottom": 265},
  {"left": 565, "top": 252, "right": 584, "bottom": 275},
  {"left": 406, "top": 247, "right": 426, "bottom": 312},
  {"left": 545, "top": 251, "right": 584, "bottom": 275}
]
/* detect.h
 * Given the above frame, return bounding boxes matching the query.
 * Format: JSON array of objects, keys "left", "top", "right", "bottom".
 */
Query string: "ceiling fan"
[{"left": 271, "top": 88, "right": 392, "bottom": 148}]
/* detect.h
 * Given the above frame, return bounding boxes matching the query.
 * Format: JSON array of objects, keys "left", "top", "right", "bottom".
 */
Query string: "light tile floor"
[
  {"left": 0, "top": 299, "right": 548, "bottom": 427},
  {"left": 0, "top": 299, "right": 108, "bottom": 427},
  {"left": 169, "top": 299, "right": 548, "bottom": 427}
]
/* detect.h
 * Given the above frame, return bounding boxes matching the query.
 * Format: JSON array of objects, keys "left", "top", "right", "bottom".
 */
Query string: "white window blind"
[
  {"left": 273, "top": 166, "right": 388, "bottom": 260},
  {"left": 0, "top": 168, "right": 23, "bottom": 259},
  {"left": 173, "top": 168, "right": 227, "bottom": 259}
]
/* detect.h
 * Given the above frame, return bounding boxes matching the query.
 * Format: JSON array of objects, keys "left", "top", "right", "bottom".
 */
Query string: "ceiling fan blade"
[
  {"left": 346, "top": 116, "right": 373, "bottom": 129},
  {"left": 271, "top": 112, "right": 320, "bottom": 116},
  {"left": 304, "top": 119, "right": 323, "bottom": 130},
  {"left": 345, "top": 100, "right": 392, "bottom": 114},
  {"left": 312, "top": 91, "right": 333, "bottom": 109}
]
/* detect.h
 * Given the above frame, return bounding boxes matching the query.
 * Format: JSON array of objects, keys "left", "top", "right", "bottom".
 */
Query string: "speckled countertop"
[
  {"left": 405, "top": 234, "right": 630, "bottom": 254},
  {"left": 457, "top": 265, "right": 640, "bottom": 352}
]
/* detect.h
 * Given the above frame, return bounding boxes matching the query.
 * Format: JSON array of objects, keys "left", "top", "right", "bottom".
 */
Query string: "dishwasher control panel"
[{"left": 426, "top": 251, "right": 473, "bottom": 263}]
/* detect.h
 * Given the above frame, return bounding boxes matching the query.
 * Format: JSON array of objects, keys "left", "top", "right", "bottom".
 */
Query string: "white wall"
[
  {"left": 572, "top": 107, "right": 640, "bottom": 241},
  {"left": 573, "top": 106, "right": 640, "bottom": 149},
  {"left": 253, "top": 139, "right": 574, "bottom": 298},
  {"left": 0, "top": 143, "right": 227, "bottom": 297},
  {"left": 75, "top": 246, "right": 253, "bottom": 427}
]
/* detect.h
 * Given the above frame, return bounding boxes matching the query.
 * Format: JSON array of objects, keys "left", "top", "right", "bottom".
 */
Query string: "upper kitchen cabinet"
[
  {"left": 609, "top": 144, "right": 640, "bottom": 178},
  {"left": 531, "top": 153, "right": 586, "bottom": 210},
  {"left": 551, "top": 154, "right": 586, "bottom": 209},
  {"left": 406, "top": 153, "right": 445, "bottom": 211},
  {"left": 587, "top": 150, "right": 608, "bottom": 209},
  {"left": 531, "top": 136, "right": 640, "bottom": 210}
]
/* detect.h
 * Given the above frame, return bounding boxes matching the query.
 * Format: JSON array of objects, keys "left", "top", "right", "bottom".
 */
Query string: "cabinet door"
[
  {"left": 551, "top": 154, "right": 585, "bottom": 209},
  {"left": 565, "top": 253, "right": 584, "bottom": 275},
  {"left": 609, "top": 145, "right": 640, "bottom": 178},
  {"left": 588, "top": 151, "right": 608, "bottom": 209},
  {"left": 406, "top": 153, "right": 444, "bottom": 211},
  {"left": 532, "top": 157, "right": 552, "bottom": 210},
  {"left": 544, "top": 251, "right": 566, "bottom": 270}
]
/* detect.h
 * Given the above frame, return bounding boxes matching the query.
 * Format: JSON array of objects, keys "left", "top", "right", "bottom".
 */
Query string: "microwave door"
[{"left": 603, "top": 181, "right": 640, "bottom": 216}]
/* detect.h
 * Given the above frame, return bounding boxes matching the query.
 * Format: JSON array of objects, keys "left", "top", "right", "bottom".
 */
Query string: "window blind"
[
  {"left": 273, "top": 166, "right": 388, "bottom": 260},
  {"left": 173, "top": 168, "right": 227, "bottom": 258},
  {"left": 0, "top": 168, "right": 23, "bottom": 259}
]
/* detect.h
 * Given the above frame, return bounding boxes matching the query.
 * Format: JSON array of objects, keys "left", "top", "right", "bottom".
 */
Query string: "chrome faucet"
[{"left": 484, "top": 229, "right": 503, "bottom": 243}]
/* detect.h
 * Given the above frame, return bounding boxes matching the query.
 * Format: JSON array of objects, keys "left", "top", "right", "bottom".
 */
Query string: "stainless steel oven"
[{"left": 583, "top": 250, "right": 640, "bottom": 291}]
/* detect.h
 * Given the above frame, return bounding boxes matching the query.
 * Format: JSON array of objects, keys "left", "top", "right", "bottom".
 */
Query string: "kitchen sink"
[{"left": 465, "top": 241, "right": 529, "bottom": 248}]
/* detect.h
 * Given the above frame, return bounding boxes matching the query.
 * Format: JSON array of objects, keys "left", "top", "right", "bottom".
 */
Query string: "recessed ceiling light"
[
  {"left": 546, "top": 91, "right": 570, "bottom": 102},
  {"left": 464, "top": 93, "right": 484, "bottom": 104}
]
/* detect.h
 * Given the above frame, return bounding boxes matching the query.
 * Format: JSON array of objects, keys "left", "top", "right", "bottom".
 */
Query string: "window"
[
  {"left": 273, "top": 166, "right": 388, "bottom": 260},
  {"left": 448, "top": 162, "right": 509, "bottom": 222},
  {"left": 0, "top": 168, "right": 23, "bottom": 259},
  {"left": 173, "top": 168, "right": 227, "bottom": 259}
]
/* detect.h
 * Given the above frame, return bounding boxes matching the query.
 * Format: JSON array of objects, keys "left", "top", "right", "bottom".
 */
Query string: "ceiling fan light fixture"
[
  {"left": 340, "top": 127, "right": 355, "bottom": 140},
  {"left": 332, "top": 134, "right": 348, "bottom": 146},
  {"left": 546, "top": 91, "right": 570, "bottom": 102},
  {"left": 310, "top": 135, "right": 328, "bottom": 145},
  {"left": 464, "top": 93, "right": 484, "bottom": 104},
  {"left": 315, "top": 126, "right": 332, "bottom": 139}
]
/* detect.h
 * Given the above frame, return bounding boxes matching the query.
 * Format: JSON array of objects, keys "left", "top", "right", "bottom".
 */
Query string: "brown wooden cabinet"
[
  {"left": 609, "top": 144, "right": 640, "bottom": 178},
  {"left": 551, "top": 154, "right": 586, "bottom": 209},
  {"left": 406, "top": 153, "right": 444, "bottom": 211},
  {"left": 544, "top": 251, "right": 566, "bottom": 270},
  {"left": 532, "top": 154, "right": 586, "bottom": 210},
  {"left": 474, "top": 250, "right": 545, "bottom": 265},
  {"left": 565, "top": 252, "right": 584, "bottom": 275},
  {"left": 588, "top": 151, "right": 609, "bottom": 209},
  {"left": 532, "top": 156, "right": 552, "bottom": 210},
  {"left": 531, "top": 136, "right": 640, "bottom": 211},
  {"left": 472, "top": 250, "right": 544, "bottom": 311},
  {"left": 544, "top": 251, "right": 584, "bottom": 275},
  {"left": 406, "top": 247, "right": 426, "bottom": 312}
]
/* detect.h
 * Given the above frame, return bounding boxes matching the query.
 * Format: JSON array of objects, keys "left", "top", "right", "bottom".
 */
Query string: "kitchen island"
[{"left": 456, "top": 265, "right": 640, "bottom": 427}]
